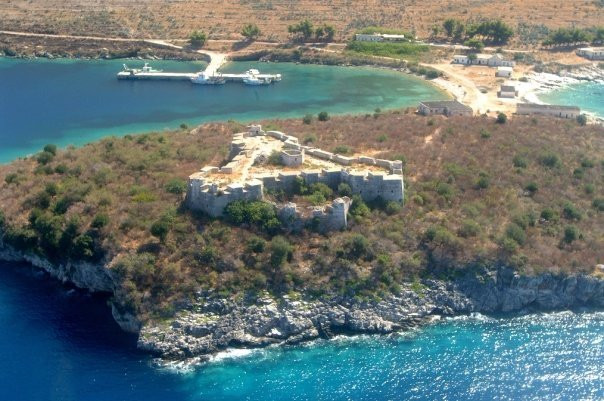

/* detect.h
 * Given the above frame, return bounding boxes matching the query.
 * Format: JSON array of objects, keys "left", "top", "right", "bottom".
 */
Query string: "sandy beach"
[{"left": 425, "top": 62, "right": 603, "bottom": 120}]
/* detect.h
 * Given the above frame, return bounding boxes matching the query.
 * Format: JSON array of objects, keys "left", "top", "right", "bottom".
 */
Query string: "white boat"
[
  {"left": 191, "top": 72, "right": 226, "bottom": 85},
  {"left": 121, "top": 63, "right": 163, "bottom": 75},
  {"left": 243, "top": 69, "right": 271, "bottom": 85}
]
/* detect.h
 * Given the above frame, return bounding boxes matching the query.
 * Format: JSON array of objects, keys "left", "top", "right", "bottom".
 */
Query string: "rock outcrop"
[{"left": 138, "top": 268, "right": 604, "bottom": 359}]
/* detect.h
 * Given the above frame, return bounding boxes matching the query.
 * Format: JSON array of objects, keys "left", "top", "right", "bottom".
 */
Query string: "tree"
[
  {"left": 453, "top": 22, "right": 466, "bottom": 42},
  {"left": 241, "top": 23, "right": 261, "bottom": 41},
  {"left": 496, "top": 112, "right": 507, "bottom": 124},
  {"left": 269, "top": 236, "right": 293, "bottom": 268},
  {"left": 443, "top": 19, "right": 457, "bottom": 38},
  {"left": 576, "top": 114, "right": 587, "bottom": 126},
  {"left": 44, "top": 144, "right": 57, "bottom": 155},
  {"left": 323, "top": 25, "right": 336, "bottom": 42},
  {"left": 189, "top": 31, "right": 207, "bottom": 48},
  {"left": 151, "top": 219, "right": 171, "bottom": 243},
  {"left": 318, "top": 111, "right": 330, "bottom": 121},
  {"left": 464, "top": 38, "right": 484, "bottom": 51},
  {"left": 288, "top": 19, "right": 314, "bottom": 41}
]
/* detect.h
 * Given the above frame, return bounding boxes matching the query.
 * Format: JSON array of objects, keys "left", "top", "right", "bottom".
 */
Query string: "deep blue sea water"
[
  {"left": 538, "top": 81, "right": 604, "bottom": 118},
  {"left": 0, "top": 58, "right": 446, "bottom": 163},
  {"left": 0, "top": 261, "right": 602, "bottom": 401}
]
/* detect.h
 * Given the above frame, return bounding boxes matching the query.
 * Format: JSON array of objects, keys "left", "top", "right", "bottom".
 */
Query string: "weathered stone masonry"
[{"left": 186, "top": 125, "right": 405, "bottom": 230}]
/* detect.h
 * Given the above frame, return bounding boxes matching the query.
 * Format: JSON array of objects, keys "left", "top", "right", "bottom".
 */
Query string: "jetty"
[{"left": 116, "top": 49, "right": 281, "bottom": 85}]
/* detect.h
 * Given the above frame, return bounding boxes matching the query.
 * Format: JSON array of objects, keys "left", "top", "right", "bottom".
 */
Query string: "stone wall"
[{"left": 186, "top": 125, "right": 405, "bottom": 228}]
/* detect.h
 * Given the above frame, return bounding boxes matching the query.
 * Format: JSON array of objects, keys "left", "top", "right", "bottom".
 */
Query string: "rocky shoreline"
[
  {"left": 138, "top": 267, "right": 604, "bottom": 360},
  {"left": 0, "top": 242, "right": 603, "bottom": 361}
]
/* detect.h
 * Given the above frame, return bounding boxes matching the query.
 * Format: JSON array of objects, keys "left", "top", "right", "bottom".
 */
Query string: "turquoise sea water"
[
  {"left": 538, "top": 81, "right": 604, "bottom": 118},
  {"left": 0, "top": 57, "right": 446, "bottom": 163},
  {"left": 0, "top": 262, "right": 602, "bottom": 401}
]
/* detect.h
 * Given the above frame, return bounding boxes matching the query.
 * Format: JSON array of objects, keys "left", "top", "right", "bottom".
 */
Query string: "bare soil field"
[{"left": 1, "top": 0, "right": 603, "bottom": 42}]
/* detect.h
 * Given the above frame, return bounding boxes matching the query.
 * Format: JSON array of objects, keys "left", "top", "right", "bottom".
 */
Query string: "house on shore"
[
  {"left": 495, "top": 66, "right": 513, "bottom": 78},
  {"left": 576, "top": 47, "right": 604, "bottom": 60},
  {"left": 355, "top": 33, "right": 406, "bottom": 42},
  {"left": 418, "top": 100, "right": 473, "bottom": 117},
  {"left": 498, "top": 84, "right": 518, "bottom": 98},
  {"left": 453, "top": 53, "right": 515, "bottom": 67},
  {"left": 516, "top": 103, "right": 580, "bottom": 119}
]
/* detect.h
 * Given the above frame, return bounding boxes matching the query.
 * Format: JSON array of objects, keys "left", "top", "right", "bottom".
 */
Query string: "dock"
[
  {"left": 116, "top": 49, "right": 281, "bottom": 85},
  {"left": 117, "top": 71, "right": 195, "bottom": 80}
]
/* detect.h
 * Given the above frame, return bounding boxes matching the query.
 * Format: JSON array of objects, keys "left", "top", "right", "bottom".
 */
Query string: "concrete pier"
[{"left": 116, "top": 48, "right": 281, "bottom": 84}]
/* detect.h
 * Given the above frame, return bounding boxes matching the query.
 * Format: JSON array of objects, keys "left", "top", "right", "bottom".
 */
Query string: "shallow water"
[
  {"left": 0, "top": 58, "right": 446, "bottom": 162},
  {"left": 0, "top": 262, "right": 601, "bottom": 401},
  {"left": 538, "top": 81, "right": 604, "bottom": 118}
]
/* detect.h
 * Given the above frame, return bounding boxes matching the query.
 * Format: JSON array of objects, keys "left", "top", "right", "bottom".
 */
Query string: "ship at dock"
[{"left": 118, "top": 63, "right": 282, "bottom": 86}]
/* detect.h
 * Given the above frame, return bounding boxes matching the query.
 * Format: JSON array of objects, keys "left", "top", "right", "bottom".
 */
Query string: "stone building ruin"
[{"left": 186, "top": 125, "right": 404, "bottom": 231}]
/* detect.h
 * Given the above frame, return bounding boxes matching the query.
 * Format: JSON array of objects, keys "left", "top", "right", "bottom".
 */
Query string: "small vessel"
[
  {"left": 121, "top": 63, "right": 163, "bottom": 75},
  {"left": 190, "top": 72, "right": 226, "bottom": 85},
  {"left": 243, "top": 69, "right": 271, "bottom": 85}
]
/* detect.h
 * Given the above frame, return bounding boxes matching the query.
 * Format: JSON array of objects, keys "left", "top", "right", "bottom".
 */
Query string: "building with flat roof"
[
  {"left": 498, "top": 84, "right": 518, "bottom": 98},
  {"left": 495, "top": 66, "right": 513, "bottom": 78},
  {"left": 576, "top": 47, "right": 604, "bottom": 60},
  {"left": 453, "top": 53, "right": 515, "bottom": 67},
  {"left": 516, "top": 103, "right": 580, "bottom": 119},
  {"left": 418, "top": 100, "right": 473, "bottom": 117}
]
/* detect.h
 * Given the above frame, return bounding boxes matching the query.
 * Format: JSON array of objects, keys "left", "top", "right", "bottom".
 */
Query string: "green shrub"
[
  {"left": 189, "top": 30, "right": 207, "bottom": 48},
  {"left": 562, "top": 202, "right": 582, "bottom": 220},
  {"left": 513, "top": 155, "right": 528, "bottom": 168},
  {"left": 576, "top": 114, "right": 587, "bottom": 126},
  {"left": 150, "top": 219, "right": 171, "bottom": 243},
  {"left": 54, "top": 164, "right": 68, "bottom": 174},
  {"left": 4, "top": 173, "right": 20, "bottom": 185},
  {"left": 224, "top": 200, "right": 280, "bottom": 233},
  {"left": 539, "top": 151, "right": 561, "bottom": 168},
  {"left": 505, "top": 223, "right": 526, "bottom": 245},
  {"left": 525, "top": 182, "right": 538, "bottom": 194},
  {"left": 337, "top": 183, "right": 352, "bottom": 197},
  {"left": 268, "top": 150, "right": 284, "bottom": 166},
  {"left": 343, "top": 233, "right": 371, "bottom": 259},
  {"left": 458, "top": 219, "right": 480, "bottom": 238},
  {"left": 377, "top": 134, "right": 388, "bottom": 142},
  {"left": 573, "top": 168, "right": 584, "bottom": 179},
  {"left": 496, "top": 113, "right": 507, "bottom": 124},
  {"left": 349, "top": 195, "right": 370, "bottom": 217},
  {"left": 333, "top": 145, "right": 350, "bottom": 154},
  {"left": 540, "top": 207, "right": 558, "bottom": 222},
  {"left": 318, "top": 111, "right": 330, "bottom": 121},
  {"left": 480, "top": 129, "right": 491, "bottom": 139},
  {"left": 302, "top": 114, "right": 313, "bottom": 124},
  {"left": 36, "top": 151, "right": 54, "bottom": 165},
  {"left": 592, "top": 198, "right": 604, "bottom": 212},
  {"left": 584, "top": 184, "right": 595, "bottom": 195},
  {"left": 436, "top": 182, "right": 455, "bottom": 199},
  {"left": 45, "top": 182, "right": 58, "bottom": 196},
  {"left": 580, "top": 158, "right": 595, "bottom": 168},
  {"left": 385, "top": 201, "right": 402, "bottom": 215},
  {"left": 475, "top": 174, "right": 490, "bottom": 189},
  {"left": 303, "top": 134, "right": 316, "bottom": 144},
  {"left": 91, "top": 213, "right": 109, "bottom": 229},
  {"left": 43, "top": 144, "right": 57, "bottom": 155},
  {"left": 269, "top": 236, "right": 293, "bottom": 268},
  {"left": 165, "top": 179, "right": 187, "bottom": 194},
  {"left": 247, "top": 236, "right": 266, "bottom": 253},
  {"left": 563, "top": 225, "right": 579, "bottom": 244}
]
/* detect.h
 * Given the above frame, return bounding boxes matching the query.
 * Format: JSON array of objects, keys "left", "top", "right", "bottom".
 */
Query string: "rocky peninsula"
[{"left": 0, "top": 113, "right": 602, "bottom": 360}]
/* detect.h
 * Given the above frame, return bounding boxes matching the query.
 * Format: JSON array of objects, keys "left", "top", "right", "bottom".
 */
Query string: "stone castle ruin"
[{"left": 186, "top": 125, "right": 404, "bottom": 231}]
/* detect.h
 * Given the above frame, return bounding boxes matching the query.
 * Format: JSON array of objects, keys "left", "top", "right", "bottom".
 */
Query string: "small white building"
[
  {"left": 453, "top": 53, "right": 515, "bottom": 67},
  {"left": 495, "top": 66, "right": 513, "bottom": 78},
  {"left": 576, "top": 47, "right": 604, "bottom": 60},
  {"left": 355, "top": 33, "right": 405, "bottom": 42}
]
